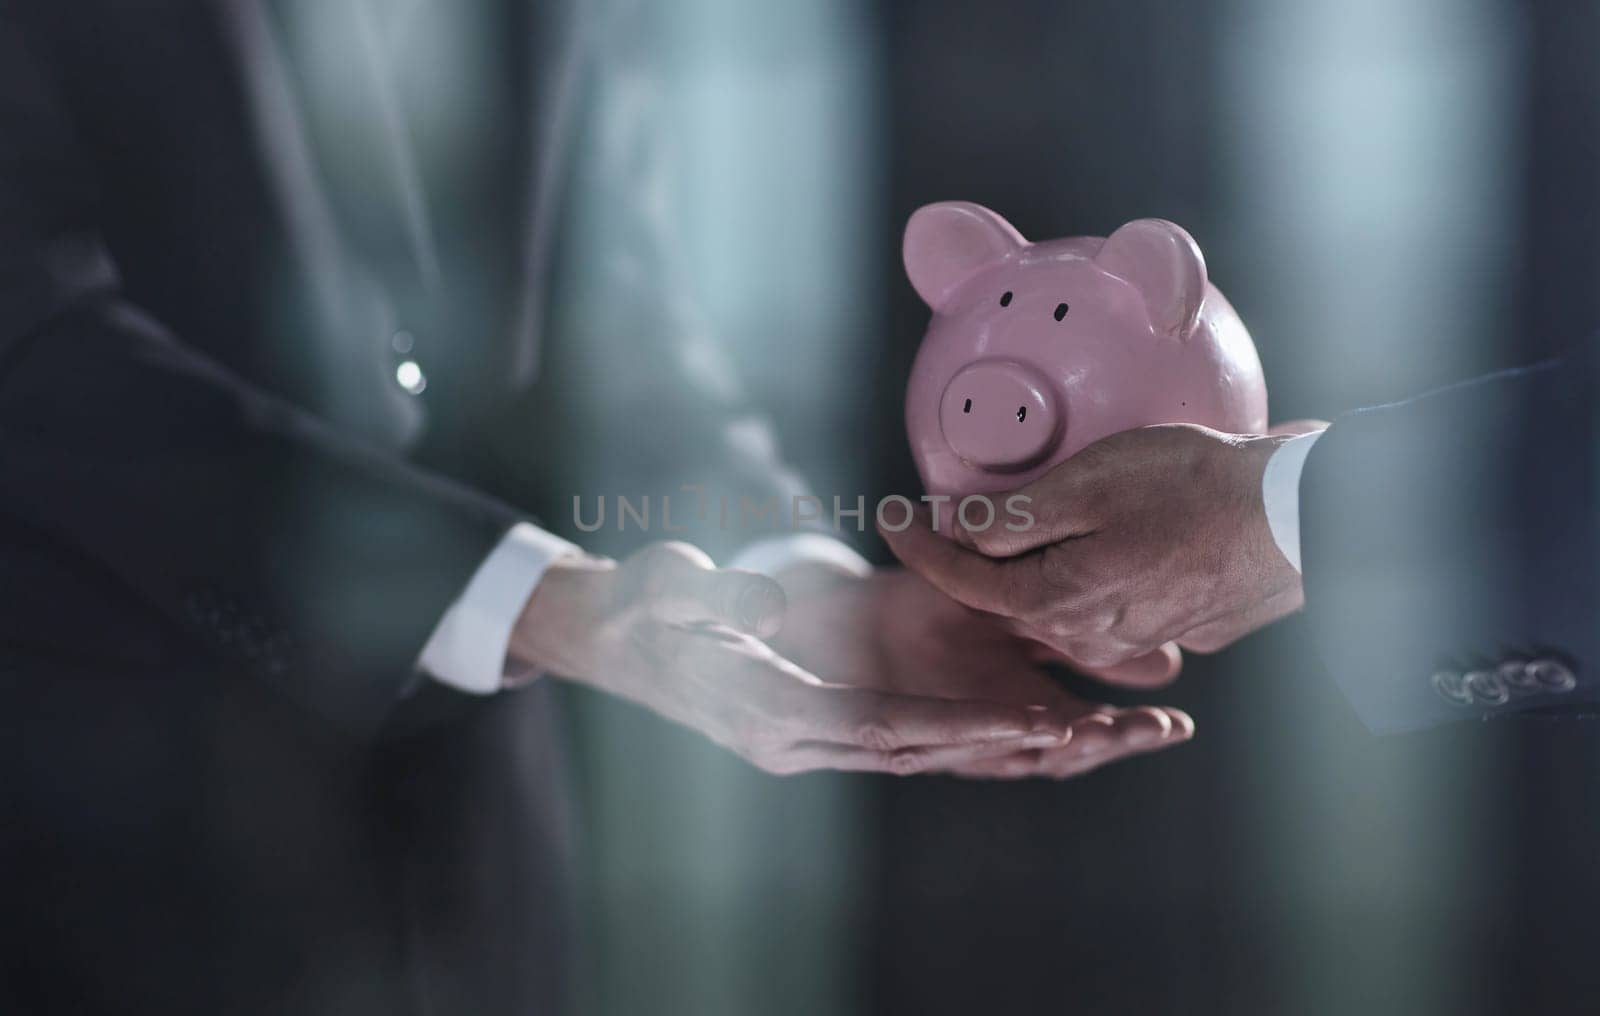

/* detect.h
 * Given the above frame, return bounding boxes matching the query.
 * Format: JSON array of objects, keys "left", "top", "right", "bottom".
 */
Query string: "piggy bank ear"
[
  {"left": 1093, "top": 219, "right": 1207, "bottom": 337},
  {"left": 903, "top": 202, "right": 1025, "bottom": 310}
]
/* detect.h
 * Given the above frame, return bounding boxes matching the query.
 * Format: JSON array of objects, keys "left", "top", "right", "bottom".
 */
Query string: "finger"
[
  {"left": 1267, "top": 419, "right": 1330, "bottom": 438},
  {"left": 773, "top": 729, "right": 1070, "bottom": 776},
  {"left": 958, "top": 464, "right": 1107, "bottom": 560},
  {"left": 1074, "top": 707, "right": 1168, "bottom": 752},
  {"left": 1025, "top": 634, "right": 1183, "bottom": 686},
  {"left": 636, "top": 546, "right": 788, "bottom": 638},
  {"left": 880, "top": 519, "right": 1042, "bottom": 618},
  {"left": 793, "top": 688, "right": 1071, "bottom": 751},
  {"left": 1039, "top": 707, "right": 1191, "bottom": 777},
  {"left": 953, "top": 710, "right": 1196, "bottom": 784},
  {"left": 1011, "top": 621, "right": 1148, "bottom": 674},
  {"left": 941, "top": 706, "right": 1193, "bottom": 779},
  {"left": 932, "top": 710, "right": 1122, "bottom": 777},
  {"left": 1071, "top": 642, "right": 1183, "bottom": 688}
]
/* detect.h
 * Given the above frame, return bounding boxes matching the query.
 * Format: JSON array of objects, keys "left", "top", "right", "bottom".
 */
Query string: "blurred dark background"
[
  {"left": 862, "top": 2, "right": 1600, "bottom": 1015},
  {"left": 532, "top": 1, "right": 1600, "bottom": 1013}
]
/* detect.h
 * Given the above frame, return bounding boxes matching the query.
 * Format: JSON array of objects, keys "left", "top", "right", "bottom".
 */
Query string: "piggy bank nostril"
[
  {"left": 1016, "top": 406, "right": 1026, "bottom": 423},
  {"left": 962, "top": 398, "right": 972, "bottom": 414}
]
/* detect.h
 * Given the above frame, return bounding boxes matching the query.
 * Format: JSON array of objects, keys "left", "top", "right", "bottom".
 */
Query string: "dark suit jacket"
[
  {"left": 0, "top": 1, "right": 806, "bottom": 1012},
  {"left": 1302, "top": 338, "right": 1599, "bottom": 733}
]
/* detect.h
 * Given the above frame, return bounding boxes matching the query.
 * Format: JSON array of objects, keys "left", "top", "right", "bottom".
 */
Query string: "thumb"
[
  {"left": 1027, "top": 633, "right": 1184, "bottom": 688},
  {"left": 960, "top": 466, "right": 1100, "bottom": 560},
  {"left": 1073, "top": 642, "right": 1184, "bottom": 688}
]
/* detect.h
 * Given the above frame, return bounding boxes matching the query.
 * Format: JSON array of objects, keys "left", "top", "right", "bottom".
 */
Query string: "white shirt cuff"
[
  {"left": 1261, "top": 431, "right": 1323, "bottom": 573},
  {"left": 729, "top": 533, "right": 873, "bottom": 579},
  {"left": 417, "top": 522, "right": 581, "bottom": 694}
]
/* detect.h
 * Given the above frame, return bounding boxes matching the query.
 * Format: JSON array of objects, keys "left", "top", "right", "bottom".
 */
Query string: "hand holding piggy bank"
[{"left": 904, "top": 202, "right": 1267, "bottom": 498}]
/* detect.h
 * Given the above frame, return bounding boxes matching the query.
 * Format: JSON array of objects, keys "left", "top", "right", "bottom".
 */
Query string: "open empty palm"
[{"left": 769, "top": 566, "right": 1193, "bottom": 779}]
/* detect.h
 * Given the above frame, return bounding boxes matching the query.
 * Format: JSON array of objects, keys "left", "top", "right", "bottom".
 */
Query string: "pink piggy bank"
[{"left": 904, "top": 202, "right": 1268, "bottom": 498}]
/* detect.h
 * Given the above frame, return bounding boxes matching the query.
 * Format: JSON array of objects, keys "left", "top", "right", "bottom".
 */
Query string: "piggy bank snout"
[{"left": 938, "top": 360, "right": 1061, "bottom": 472}]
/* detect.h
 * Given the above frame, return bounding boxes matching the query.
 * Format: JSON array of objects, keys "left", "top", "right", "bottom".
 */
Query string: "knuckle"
[
  {"left": 1001, "top": 567, "right": 1050, "bottom": 618},
  {"left": 1036, "top": 558, "right": 1095, "bottom": 611},
  {"left": 888, "top": 748, "right": 930, "bottom": 776},
  {"left": 855, "top": 718, "right": 901, "bottom": 752},
  {"left": 1047, "top": 616, "right": 1087, "bottom": 644},
  {"left": 1056, "top": 555, "right": 1109, "bottom": 600},
  {"left": 726, "top": 574, "right": 784, "bottom": 629},
  {"left": 1107, "top": 610, "right": 1161, "bottom": 654},
  {"left": 1104, "top": 600, "right": 1134, "bottom": 637}
]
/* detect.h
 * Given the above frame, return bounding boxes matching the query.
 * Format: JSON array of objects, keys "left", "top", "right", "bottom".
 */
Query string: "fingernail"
[
  {"left": 1167, "top": 711, "right": 1196, "bottom": 741},
  {"left": 1124, "top": 712, "right": 1169, "bottom": 748}
]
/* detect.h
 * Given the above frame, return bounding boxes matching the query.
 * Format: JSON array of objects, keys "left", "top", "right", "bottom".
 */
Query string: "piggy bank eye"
[
  {"left": 1053, "top": 302, "right": 1069, "bottom": 321},
  {"left": 999, "top": 291, "right": 1013, "bottom": 307}
]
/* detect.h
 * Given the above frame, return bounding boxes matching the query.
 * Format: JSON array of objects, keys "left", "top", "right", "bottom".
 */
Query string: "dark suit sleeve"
[
  {"left": 0, "top": 9, "right": 520, "bottom": 736},
  {"left": 1299, "top": 340, "right": 1599, "bottom": 733}
]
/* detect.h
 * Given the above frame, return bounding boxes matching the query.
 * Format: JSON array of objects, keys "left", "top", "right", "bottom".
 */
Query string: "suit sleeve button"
[
  {"left": 1498, "top": 660, "right": 1539, "bottom": 691},
  {"left": 1465, "top": 669, "right": 1509, "bottom": 706},
  {"left": 1527, "top": 658, "right": 1577, "bottom": 693},
  {"left": 1432, "top": 670, "right": 1474, "bottom": 706}
]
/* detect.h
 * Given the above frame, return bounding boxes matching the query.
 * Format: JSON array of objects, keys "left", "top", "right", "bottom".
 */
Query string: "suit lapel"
[
  {"left": 507, "top": 0, "right": 588, "bottom": 388},
  {"left": 269, "top": 0, "right": 441, "bottom": 293},
  {"left": 216, "top": 0, "right": 425, "bottom": 447}
]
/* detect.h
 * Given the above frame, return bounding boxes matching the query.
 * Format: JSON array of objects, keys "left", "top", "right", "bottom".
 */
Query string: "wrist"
[{"left": 506, "top": 553, "right": 616, "bottom": 686}]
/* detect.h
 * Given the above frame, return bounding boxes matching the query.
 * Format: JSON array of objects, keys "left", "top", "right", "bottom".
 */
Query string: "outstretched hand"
[
  {"left": 767, "top": 564, "right": 1193, "bottom": 778},
  {"left": 511, "top": 542, "right": 1073, "bottom": 776}
]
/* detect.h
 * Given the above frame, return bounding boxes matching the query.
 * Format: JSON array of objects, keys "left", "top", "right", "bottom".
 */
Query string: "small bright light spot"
[{"left": 396, "top": 360, "right": 426, "bottom": 394}]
